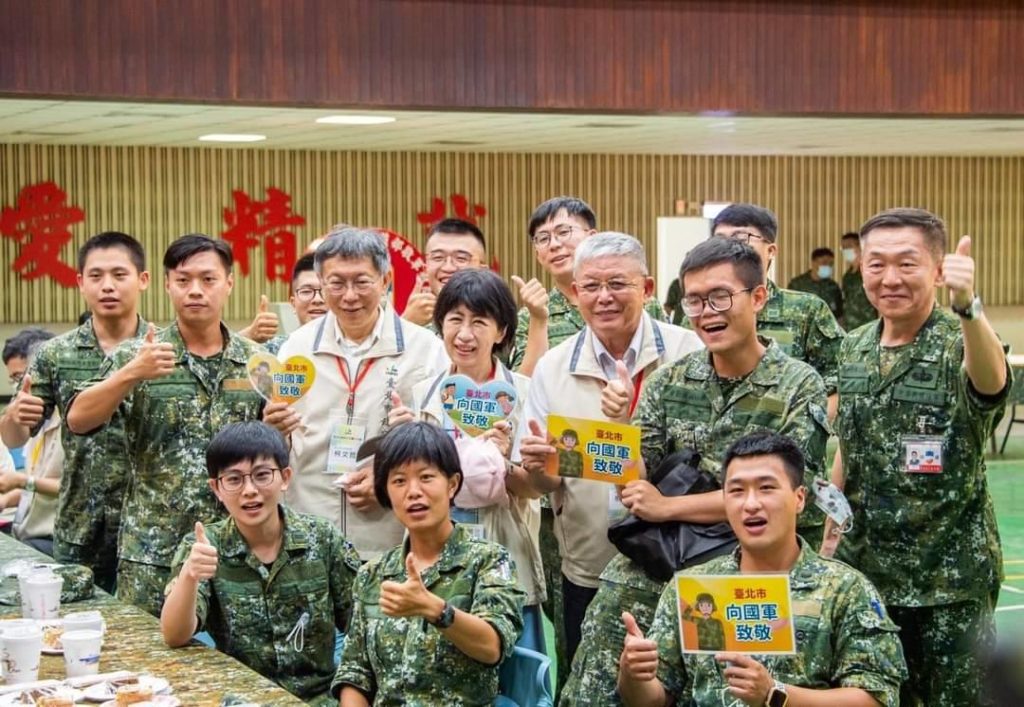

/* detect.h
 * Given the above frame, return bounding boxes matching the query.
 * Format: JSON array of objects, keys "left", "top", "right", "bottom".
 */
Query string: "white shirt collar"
[
  {"left": 334, "top": 306, "right": 387, "bottom": 358},
  {"left": 591, "top": 318, "right": 644, "bottom": 380}
]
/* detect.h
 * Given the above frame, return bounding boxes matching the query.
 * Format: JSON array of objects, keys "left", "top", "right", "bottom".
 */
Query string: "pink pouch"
[{"left": 453, "top": 435, "right": 509, "bottom": 509}]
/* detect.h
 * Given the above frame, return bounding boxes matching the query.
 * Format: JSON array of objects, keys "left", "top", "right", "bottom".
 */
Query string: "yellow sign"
[
  {"left": 247, "top": 353, "right": 316, "bottom": 404},
  {"left": 544, "top": 414, "right": 641, "bottom": 484},
  {"left": 674, "top": 573, "right": 795, "bottom": 654}
]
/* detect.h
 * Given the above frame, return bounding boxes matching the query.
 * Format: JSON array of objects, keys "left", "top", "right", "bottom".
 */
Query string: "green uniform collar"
[
  {"left": 683, "top": 336, "right": 785, "bottom": 386},
  {"left": 383, "top": 522, "right": 474, "bottom": 584},
  {"left": 719, "top": 536, "right": 819, "bottom": 588},
  {"left": 163, "top": 321, "right": 251, "bottom": 365},
  {"left": 74, "top": 315, "right": 148, "bottom": 350},
  {"left": 217, "top": 504, "right": 310, "bottom": 561}
]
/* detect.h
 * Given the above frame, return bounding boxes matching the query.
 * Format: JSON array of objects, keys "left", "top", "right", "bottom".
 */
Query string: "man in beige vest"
[
  {"left": 518, "top": 232, "right": 703, "bottom": 695},
  {"left": 265, "top": 227, "right": 444, "bottom": 559}
]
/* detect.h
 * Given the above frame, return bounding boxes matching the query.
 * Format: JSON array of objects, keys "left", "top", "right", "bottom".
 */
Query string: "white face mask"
[
  {"left": 816, "top": 265, "right": 833, "bottom": 280},
  {"left": 842, "top": 248, "right": 857, "bottom": 263}
]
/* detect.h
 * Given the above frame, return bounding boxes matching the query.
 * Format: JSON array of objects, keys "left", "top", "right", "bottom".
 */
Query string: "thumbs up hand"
[
  {"left": 129, "top": 323, "right": 176, "bottom": 382},
  {"left": 7, "top": 374, "right": 45, "bottom": 428},
  {"left": 239, "top": 295, "right": 280, "bottom": 343},
  {"left": 518, "top": 419, "right": 556, "bottom": 474},
  {"left": 387, "top": 391, "right": 415, "bottom": 428},
  {"left": 184, "top": 521, "right": 219, "bottom": 582},
  {"left": 511, "top": 275, "right": 549, "bottom": 321},
  {"left": 402, "top": 280, "right": 437, "bottom": 327},
  {"left": 939, "top": 235, "right": 976, "bottom": 310},
  {"left": 619, "top": 611, "right": 659, "bottom": 682},
  {"left": 601, "top": 360, "right": 635, "bottom": 422},
  {"left": 379, "top": 553, "right": 443, "bottom": 619}
]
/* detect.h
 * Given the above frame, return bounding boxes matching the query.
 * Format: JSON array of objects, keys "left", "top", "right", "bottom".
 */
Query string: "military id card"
[
  {"left": 326, "top": 413, "right": 367, "bottom": 475},
  {"left": 903, "top": 435, "right": 943, "bottom": 474},
  {"left": 451, "top": 507, "right": 486, "bottom": 540}
]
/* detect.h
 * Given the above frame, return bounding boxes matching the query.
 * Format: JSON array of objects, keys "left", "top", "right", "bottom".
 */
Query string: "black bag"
[{"left": 607, "top": 449, "right": 737, "bottom": 582}]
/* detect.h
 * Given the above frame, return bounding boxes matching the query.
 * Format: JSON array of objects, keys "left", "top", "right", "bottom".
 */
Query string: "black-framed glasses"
[
  {"left": 714, "top": 230, "right": 768, "bottom": 245},
  {"left": 293, "top": 287, "right": 324, "bottom": 302},
  {"left": 532, "top": 224, "right": 578, "bottom": 249},
  {"left": 217, "top": 467, "right": 280, "bottom": 493},
  {"left": 682, "top": 288, "right": 753, "bottom": 317},
  {"left": 426, "top": 250, "right": 476, "bottom": 266}
]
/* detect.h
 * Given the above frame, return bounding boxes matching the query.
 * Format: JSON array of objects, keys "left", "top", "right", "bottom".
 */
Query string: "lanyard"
[
  {"left": 628, "top": 368, "right": 645, "bottom": 419},
  {"left": 335, "top": 357, "right": 377, "bottom": 419}
]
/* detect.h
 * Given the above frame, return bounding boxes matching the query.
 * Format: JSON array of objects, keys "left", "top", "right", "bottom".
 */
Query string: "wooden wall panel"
[
  {"left": 2, "top": 1, "right": 1024, "bottom": 115},
  {"left": 2, "top": 143, "right": 1023, "bottom": 325}
]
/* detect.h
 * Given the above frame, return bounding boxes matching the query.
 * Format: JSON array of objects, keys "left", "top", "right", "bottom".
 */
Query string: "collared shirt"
[
  {"left": 169, "top": 505, "right": 361, "bottom": 703},
  {"left": 649, "top": 539, "right": 907, "bottom": 707},
  {"left": 13, "top": 411, "right": 63, "bottom": 541},
  {"left": 332, "top": 523, "right": 525, "bottom": 706},
  {"left": 27, "top": 316, "right": 148, "bottom": 546},
  {"left": 336, "top": 306, "right": 388, "bottom": 369},
  {"left": 86, "top": 322, "right": 266, "bottom": 566},
  {"left": 591, "top": 319, "right": 643, "bottom": 380}
]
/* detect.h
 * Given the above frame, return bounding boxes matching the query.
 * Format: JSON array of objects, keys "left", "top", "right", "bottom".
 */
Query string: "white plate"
[
  {"left": 98, "top": 697, "right": 179, "bottom": 707},
  {"left": 82, "top": 676, "right": 170, "bottom": 703},
  {"left": 0, "top": 686, "right": 81, "bottom": 705}
]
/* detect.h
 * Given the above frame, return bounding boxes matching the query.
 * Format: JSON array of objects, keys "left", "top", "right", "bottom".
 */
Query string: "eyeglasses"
[
  {"left": 323, "top": 277, "right": 380, "bottom": 296},
  {"left": 577, "top": 279, "right": 641, "bottom": 297},
  {"left": 426, "top": 250, "right": 477, "bottom": 267},
  {"left": 217, "top": 467, "right": 280, "bottom": 493},
  {"left": 714, "top": 231, "right": 768, "bottom": 245},
  {"left": 532, "top": 224, "right": 579, "bottom": 249},
  {"left": 681, "top": 288, "right": 753, "bottom": 317},
  {"left": 293, "top": 287, "right": 324, "bottom": 302}
]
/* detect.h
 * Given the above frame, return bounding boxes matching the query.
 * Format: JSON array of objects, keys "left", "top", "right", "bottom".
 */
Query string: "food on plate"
[
  {"left": 35, "top": 696, "right": 74, "bottom": 707},
  {"left": 115, "top": 684, "right": 154, "bottom": 706},
  {"left": 41, "top": 624, "right": 64, "bottom": 650}
]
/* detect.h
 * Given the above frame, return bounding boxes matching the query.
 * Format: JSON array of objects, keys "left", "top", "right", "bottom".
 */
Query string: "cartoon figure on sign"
[
  {"left": 441, "top": 383, "right": 457, "bottom": 411},
  {"left": 250, "top": 361, "right": 274, "bottom": 400},
  {"left": 495, "top": 390, "right": 515, "bottom": 416},
  {"left": 681, "top": 592, "right": 726, "bottom": 651},
  {"left": 557, "top": 429, "right": 584, "bottom": 479}
]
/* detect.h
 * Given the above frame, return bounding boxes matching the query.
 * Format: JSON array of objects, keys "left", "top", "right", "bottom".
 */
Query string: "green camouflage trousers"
[{"left": 116, "top": 559, "right": 171, "bottom": 618}]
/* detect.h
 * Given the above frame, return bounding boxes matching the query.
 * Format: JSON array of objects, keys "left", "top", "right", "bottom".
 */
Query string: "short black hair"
[
  {"left": 373, "top": 422, "right": 463, "bottom": 509},
  {"left": 679, "top": 238, "right": 764, "bottom": 292},
  {"left": 695, "top": 593, "right": 717, "bottom": 611},
  {"left": 528, "top": 196, "right": 597, "bottom": 239},
  {"left": 840, "top": 231, "right": 859, "bottom": 243},
  {"left": 859, "top": 207, "right": 947, "bottom": 259},
  {"left": 712, "top": 203, "right": 779, "bottom": 243},
  {"left": 291, "top": 252, "right": 317, "bottom": 285},
  {"left": 163, "top": 234, "right": 233, "bottom": 273},
  {"left": 433, "top": 269, "right": 518, "bottom": 357},
  {"left": 721, "top": 431, "right": 804, "bottom": 489},
  {"left": 811, "top": 247, "right": 834, "bottom": 260},
  {"left": 206, "top": 421, "right": 290, "bottom": 479},
  {"left": 77, "top": 231, "right": 146, "bottom": 274},
  {"left": 3, "top": 327, "right": 55, "bottom": 365},
  {"left": 428, "top": 218, "right": 486, "bottom": 250},
  {"left": 561, "top": 429, "right": 578, "bottom": 442}
]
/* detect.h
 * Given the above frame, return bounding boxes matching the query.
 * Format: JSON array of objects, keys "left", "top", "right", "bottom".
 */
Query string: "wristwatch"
[
  {"left": 429, "top": 600, "right": 455, "bottom": 629},
  {"left": 951, "top": 295, "right": 983, "bottom": 320},
  {"left": 766, "top": 679, "right": 788, "bottom": 707}
]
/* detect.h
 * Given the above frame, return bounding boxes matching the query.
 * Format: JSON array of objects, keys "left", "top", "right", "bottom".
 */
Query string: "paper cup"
[
  {"left": 63, "top": 610, "right": 105, "bottom": 634},
  {"left": 23, "top": 572, "right": 63, "bottom": 619},
  {"left": 0, "top": 624, "right": 43, "bottom": 683},
  {"left": 62, "top": 628, "right": 103, "bottom": 677}
]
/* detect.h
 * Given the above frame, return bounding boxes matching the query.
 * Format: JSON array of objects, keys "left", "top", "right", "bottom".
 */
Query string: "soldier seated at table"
[
  {"left": 160, "top": 421, "right": 361, "bottom": 706},
  {"left": 618, "top": 432, "right": 907, "bottom": 707}
]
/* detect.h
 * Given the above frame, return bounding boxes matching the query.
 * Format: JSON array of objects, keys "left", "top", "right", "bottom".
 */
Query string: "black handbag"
[{"left": 607, "top": 448, "right": 738, "bottom": 582}]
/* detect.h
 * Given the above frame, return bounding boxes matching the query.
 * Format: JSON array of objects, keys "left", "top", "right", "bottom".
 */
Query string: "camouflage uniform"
[
  {"left": 682, "top": 281, "right": 844, "bottom": 394},
  {"left": 664, "top": 279, "right": 684, "bottom": 326},
  {"left": 787, "top": 271, "right": 844, "bottom": 322},
  {"left": 85, "top": 322, "right": 265, "bottom": 616},
  {"left": 27, "top": 317, "right": 148, "bottom": 593},
  {"left": 168, "top": 505, "right": 361, "bottom": 705},
  {"left": 560, "top": 340, "right": 831, "bottom": 707},
  {"left": 841, "top": 268, "right": 877, "bottom": 331},
  {"left": 835, "top": 307, "right": 1010, "bottom": 705},
  {"left": 264, "top": 333, "right": 287, "bottom": 355},
  {"left": 649, "top": 540, "right": 907, "bottom": 706},
  {"left": 681, "top": 609, "right": 725, "bottom": 651},
  {"left": 332, "top": 523, "right": 525, "bottom": 706},
  {"left": 509, "top": 287, "right": 665, "bottom": 691}
]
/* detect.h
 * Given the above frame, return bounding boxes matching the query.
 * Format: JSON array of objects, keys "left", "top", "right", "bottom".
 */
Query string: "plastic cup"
[
  {"left": 62, "top": 629, "right": 103, "bottom": 677},
  {"left": 63, "top": 610, "right": 105, "bottom": 634},
  {"left": 0, "top": 624, "right": 43, "bottom": 683},
  {"left": 0, "top": 620, "right": 37, "bottom": 679},
  {"left": 23, "top": 572, "right": 63, "bottom": 619}
]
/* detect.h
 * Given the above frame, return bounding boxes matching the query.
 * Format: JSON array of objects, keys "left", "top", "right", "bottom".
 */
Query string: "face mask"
[
  {"left": 816, "top": 265, "right": 833, "bottom": 279},
  {"left": 842, "top": 248, "right": 856, "bottom": 263}
]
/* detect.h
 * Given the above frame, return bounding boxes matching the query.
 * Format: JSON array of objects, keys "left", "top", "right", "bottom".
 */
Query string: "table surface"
[{"left": 0, "top": 532, "right": 306, "bottom": 706}]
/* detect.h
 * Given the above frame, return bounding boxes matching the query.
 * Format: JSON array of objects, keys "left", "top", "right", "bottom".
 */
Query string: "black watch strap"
[{"left": 430, "top": 600, "right": 455, "bottom": 629}]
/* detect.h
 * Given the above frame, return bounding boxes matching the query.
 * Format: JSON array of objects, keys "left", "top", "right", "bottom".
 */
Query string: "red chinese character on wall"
[
  {"left": 0, "top": 181, "right": 84, "bottom": 287},
  {"left": 222, "top": 187, "right": 306, "bottom": 282},
  {"left": 416, "top": 193, "right": 487, "bottom": 230}
]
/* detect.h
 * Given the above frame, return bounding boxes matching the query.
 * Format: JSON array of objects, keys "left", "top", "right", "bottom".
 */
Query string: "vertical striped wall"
[{"left": 2, "top": 144, "right": 1022, "bottom": 324}]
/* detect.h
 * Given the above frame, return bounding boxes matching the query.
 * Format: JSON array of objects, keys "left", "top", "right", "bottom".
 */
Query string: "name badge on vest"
[
  {"left": 902, "top": 435, "right": 943, "bottom": 474},
  {"left": 608, "top": 487, "right": 628, "bottom": 523},
  {"left": 326, "top": 412, "right": 367, "bottom": 475}
]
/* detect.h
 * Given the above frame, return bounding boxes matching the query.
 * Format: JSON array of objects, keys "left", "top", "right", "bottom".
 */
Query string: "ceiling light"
[
  {"left": 315, "top": 115, "right": 396, "bottom": 125},
  {"left": 198, "top": 133, "right": 266, "bottom": 143}
]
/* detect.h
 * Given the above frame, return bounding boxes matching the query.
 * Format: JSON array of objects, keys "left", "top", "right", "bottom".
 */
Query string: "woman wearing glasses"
[{"left": 161, "top": 421, "right": 361, "bottom": 706}]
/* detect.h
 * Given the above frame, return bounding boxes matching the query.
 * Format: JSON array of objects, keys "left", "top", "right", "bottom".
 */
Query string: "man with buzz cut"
[
  {"left": 1, "top": 232, "right": 151, "bottom": 592},
  {"left": 787, "top": 247, "right": 843, "bottom": 321},
  {"left": 67, "top": 234, "right": 265, "bottom": 616}
]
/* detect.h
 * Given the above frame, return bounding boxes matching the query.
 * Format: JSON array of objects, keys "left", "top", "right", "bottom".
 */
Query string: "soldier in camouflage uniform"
[
  {"left": 840, "top": 231, "right": 878, "bottom": 331},
  {"left": 687, "top": 204, "right": 844, "bottom": 397},
  {"left": 1, "top": 232, "right": 151, "bottom": 592},
  {"left": 830, "top": 208, "right": 1010, "bottom": 706},
  {"left": 787, "top": 247, "right": 844, "bottom": 321},
  {"left": 163, "top": 422, "right": 360, "bottom": 706},
  {"left": 68, "top": 235, "right": 265, "bottom": 616},
  {"left": 333, "top": 422, "right": 525, "bottom": 706},
  {"left": 561, "top": 239, "right": 830, "bottom": 707},
  {"left": 619, "top": 432, "right": 907, "bottom": 707}
]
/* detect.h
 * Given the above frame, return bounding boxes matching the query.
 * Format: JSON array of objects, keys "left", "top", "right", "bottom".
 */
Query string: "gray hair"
[
  {"left": 314, "top": 227, "right": 391, "bottom": 276},
  {"left": 573, "top": 231, "right": 649, "bottom": 276}
]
